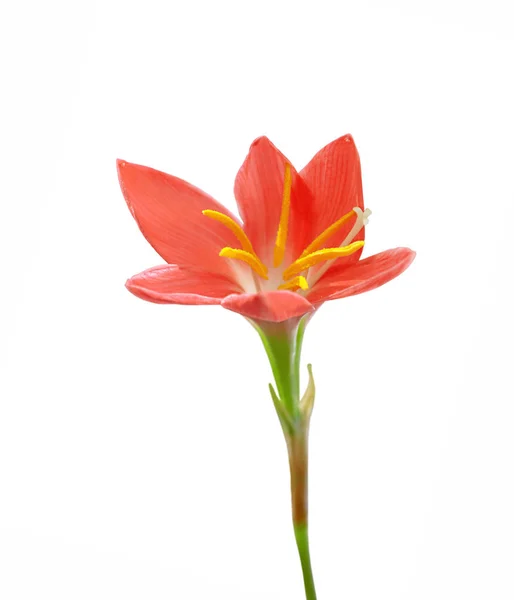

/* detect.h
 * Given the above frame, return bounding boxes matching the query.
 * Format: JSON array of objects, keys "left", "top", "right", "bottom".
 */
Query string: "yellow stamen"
[
  {"left": 273, "top": 163, "right": 292, "bottom": 268},
  {"left": 278, "top": 276, "right": 309, "bottom": 292},
  {"left": 219, "top": 247, "right": 269, "bottom": 279},
  {"left": 283, "top": 241, "right": 365, "bottom": 280},
  {"left": 202, "top": 210, "right": 256, "bottom": 254},
  {"left": 300, "top": 209, "right": 356, "bottom": 258}
]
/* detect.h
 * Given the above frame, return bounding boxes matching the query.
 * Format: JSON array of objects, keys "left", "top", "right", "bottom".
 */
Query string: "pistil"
[{"left": 306, "top": 207, "right": 372, "bottom": 286}]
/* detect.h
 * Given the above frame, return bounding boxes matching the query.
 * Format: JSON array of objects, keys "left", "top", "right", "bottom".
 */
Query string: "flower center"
[{"left": 203, "top": 163, "right": 370, "bottom": 293}]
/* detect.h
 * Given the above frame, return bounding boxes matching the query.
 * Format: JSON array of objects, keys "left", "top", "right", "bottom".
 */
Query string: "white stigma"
[
  {"left": 307, "top": 206, "right": 371, "bottom": 287},
  {"left": 340, "top": 207, "right": 372, "bottom": 247}
]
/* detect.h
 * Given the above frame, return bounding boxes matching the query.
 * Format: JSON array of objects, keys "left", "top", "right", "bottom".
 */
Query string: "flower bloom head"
[{"left": 118, "top": 135, "right": 415, "bottom": 324}]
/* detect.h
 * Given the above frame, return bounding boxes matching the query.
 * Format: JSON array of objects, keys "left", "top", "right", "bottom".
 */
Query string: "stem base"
[{"left": 294, "top": 523, "right": 317, "bottom": 600}]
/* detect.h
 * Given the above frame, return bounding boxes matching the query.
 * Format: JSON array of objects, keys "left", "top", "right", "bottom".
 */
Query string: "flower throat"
[{"left": 203, "top": 163, "right": 371, "bottom": 292}]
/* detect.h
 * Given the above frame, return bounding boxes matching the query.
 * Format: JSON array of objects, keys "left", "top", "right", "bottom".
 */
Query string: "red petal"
[
  {"left": 222, "top": 290, "right": 314, "bottom": 322},
  {"left": 126, "top": 264, "right": 242, "bottom": 305},
  {"left": 118, "top": 160, "right": 239, "bottom": 279},
  {"left": 234, "top": 137, "right": 315, "bottom": 264},
  {"left": 307, "top": 248, "right": 416, "bottom": 304},
  {"left": 300, "top": 134, "right": 365, "bottom": 266}
]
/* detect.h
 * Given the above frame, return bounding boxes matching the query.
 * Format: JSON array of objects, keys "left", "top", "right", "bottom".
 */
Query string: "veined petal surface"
[
  {"left": 126, "top": 264, "right": 242, "bottom": 305},
  {"left": 307, "top": 247, "right": 416, "bottom": 304},
  {"left": 118, "top": 160, "right": 241, "bottom": 279},
  {"left": 234, "top": 137, "right": 314, "bottom": 264},
  {"left": 300, "top": 135, "right": 365, "bottom": 267}
]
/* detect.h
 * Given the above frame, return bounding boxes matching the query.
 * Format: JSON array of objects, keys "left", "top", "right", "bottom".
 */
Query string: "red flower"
[{"left": 118, "top": 135, "right": 415, "bottom": 323}]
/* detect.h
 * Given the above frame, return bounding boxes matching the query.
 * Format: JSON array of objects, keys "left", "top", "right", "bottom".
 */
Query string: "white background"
[{"left": 1, "top": 1, "right": 513, "bottom": 598}]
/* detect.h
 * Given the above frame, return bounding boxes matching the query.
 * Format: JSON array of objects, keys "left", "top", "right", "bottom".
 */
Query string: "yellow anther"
[
  {"left": 300, "top": 209, "right": 356, "bottom": 258},
  {"left": 278, "top": 276, "right": 309, "bottom": 292},
  {"left": 219, "top": 247, "right": 269, "bottom": 279},
  {"left": 273, "top": 163, "right": 292, "bottom": 268},
  {"left": 202, "top": 210, "right": 255, "bottom": 255},
  {"left": 283, "top": 241, "right": 365, "bottom": 280}
]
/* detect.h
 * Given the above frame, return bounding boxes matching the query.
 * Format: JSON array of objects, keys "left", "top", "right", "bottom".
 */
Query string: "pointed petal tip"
[
  {"left": 117, "top": 158, "right": 152, "bottom": 177},
  {"left": 247, "top": 135, "right": 279, "bottom": 156},
  {"left": 125, "top": 275, "right": 147, "bottom": 299},
  {"left": 117, "top": 158, "right": 145, "bottom": 175},
  {"left": 116, "top": 158, "right": 129, "bottom": 172},
  {"left": 400, "top": 247, "right": 417, "bottom": 264},
  {"left": 327, "top": 133, "right": 357, "bottom": 149},
  {"left": 116, "top": 158, "right": 137, "bottom": 182},
  {"left": 249, "top": 135, "right": 272, "bottom": 148}
]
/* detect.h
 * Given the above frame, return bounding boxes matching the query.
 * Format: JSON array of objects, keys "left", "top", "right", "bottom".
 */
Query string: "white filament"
[{"left": 307, "top": 207, "right": 372, "bottom": 287}]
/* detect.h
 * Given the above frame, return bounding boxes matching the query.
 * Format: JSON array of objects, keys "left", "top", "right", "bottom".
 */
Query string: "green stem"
[
  {"left": 288, "top": 428, "right": 317, "bottom": 600},
  {"left": 252, "top": 316, "right": 317, "bottom": 600},
  {"left": 294, "top": 524, "right": 317, "bottom": 600},
  {"left": 254, "top": 320, "right": 303, "bottom": 415}
]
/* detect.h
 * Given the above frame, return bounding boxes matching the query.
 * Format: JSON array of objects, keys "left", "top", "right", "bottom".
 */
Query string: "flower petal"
[
  {"left": 307, "top": 248, "right": 416, "bottom": 304},
  {"left": 117, "top": 159, "right": 240, "bottom": 279},
  {"left": 234, "top": 137, "right": 315, "bottom": 264},
  {"left": 222, "top": 290, "right": 314, "bottom": 322},
  {"left": 300, "top": 135, "right": 365, "bottom": 266},
  {"left": 126, "top": 264, "right": 242, "bottom": 305}
]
